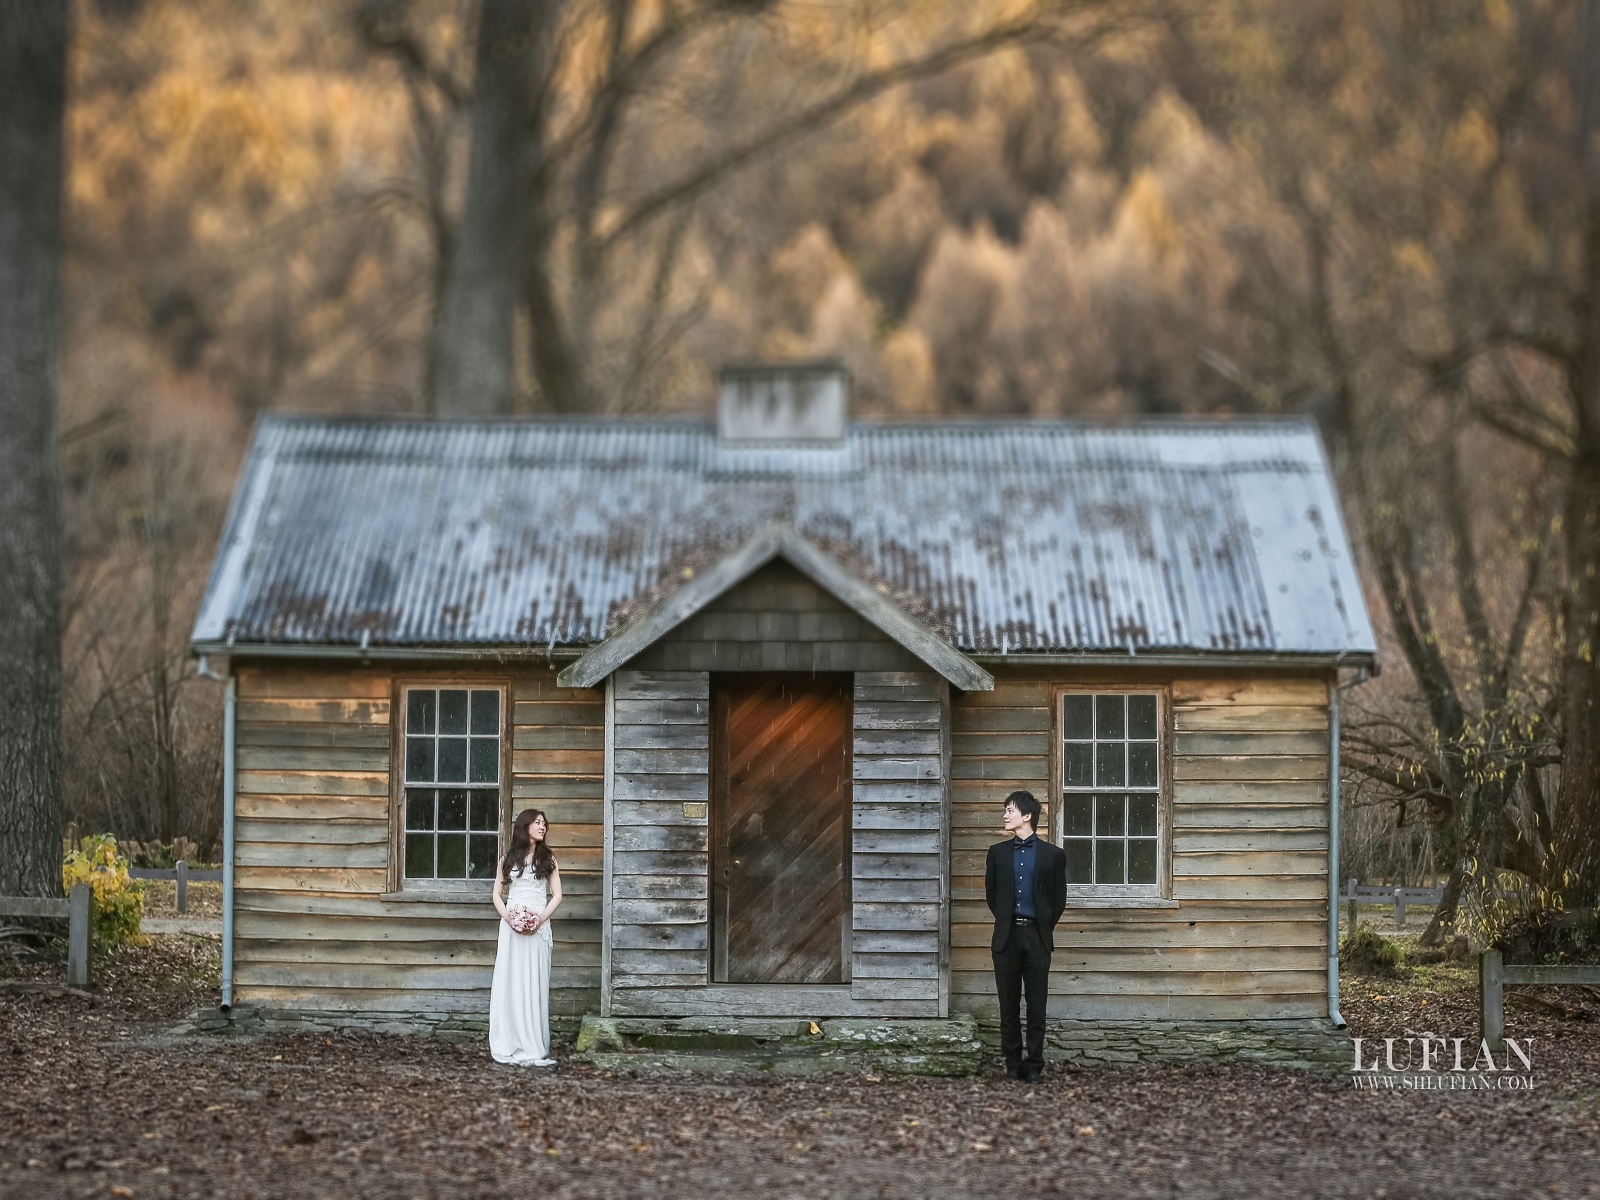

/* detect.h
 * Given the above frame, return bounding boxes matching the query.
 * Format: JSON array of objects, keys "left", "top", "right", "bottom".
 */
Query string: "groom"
[{"left": 985, "top": 790, "right": 1067, "bottom": 1082}]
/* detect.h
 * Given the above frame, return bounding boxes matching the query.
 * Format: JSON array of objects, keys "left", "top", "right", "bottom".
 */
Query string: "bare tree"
[{"left": 0, "top": 2, "right": 69, "bottom": 899}]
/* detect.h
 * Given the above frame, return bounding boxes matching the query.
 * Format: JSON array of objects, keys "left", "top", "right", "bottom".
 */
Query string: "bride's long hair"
[{"left": 501, "top": 808, "right": 556, "bottom": 883}]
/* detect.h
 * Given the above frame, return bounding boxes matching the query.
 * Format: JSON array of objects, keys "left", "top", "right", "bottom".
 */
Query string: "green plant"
[
  {"left": 1340, "top": 925, "right": 1403, "bottom": 975},
  {"left": 61, "top": 834, "right": 146, "bottom": 947}
]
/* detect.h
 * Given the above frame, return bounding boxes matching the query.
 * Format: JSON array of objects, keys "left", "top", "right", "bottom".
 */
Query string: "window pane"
[
  {"left": 1062, "top": 794, "right": 1092, "bottom": 837},
  {"left": 1095, "top": 838, "right": 1124, "bottom": 884},
  {"left": 469, "top": 738, "right": 499, "bottom": 784},
  {"left": 469, "top": 835, "right": 499, "bottom": 880},
  {"left": 404, "top": 833, "right": 434, "bottom": 879},
  {"left": 437, "top": 737, "right": 468, "bottom": 782},
  {"left": 471, "top": 689, "right": 499, "bottom": 735},
  {"left": 1128, "top": 839, "right": 1157, "bottom": 884},
  {"left": 405, "top": 737, "right": 435, "bottom": 783},
  {"left": 1095, "top": 794, "right": 1124, "bottom": 836},
  {"left": 1062, "top": 695, "right": 1093, "bottom": 739},
  {"left": 405, "top": 789, "right": 435, "bottom": 831},
  {"left": 470, "top": 791, "right": 499, "bottom": 832},
  {"left": 1128, "top": 742, "right": 1158, "bottom": 788},
  {"left": 407, "top": 689, "right": 436, "bottom": 735},
  {"left": 1096, "top": 694, "right": 1124, "bottom": 739},
  {"left": 440, "top": 689, "right": 469, "bottom": 735},
  {"left": 1096, "top": 742, "right": 1126, "bottom": 787},
  {"left": 1064, "top": 839, "right": 1093, "bottom": 884},
  {"left": 436, "top": 833, "right": 467, "bottom": 878},
  {"left": 438, "top": 789, "right": 468, "bottom": 831},
  {"left": 1064, "top": 743, "right": 1093, "bottom": 788},
  {"left": 1129, "top": 793, "right": 1159, "bottom": 837},
  {"left": 1128, "top": 694, "right": 1158, "bottom": 740}
]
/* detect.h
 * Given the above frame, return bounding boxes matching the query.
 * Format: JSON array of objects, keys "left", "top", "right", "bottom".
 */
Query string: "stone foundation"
[
  {"left": 186, "top": 1006, "right": 581, "bottom": 1043},
  {"left": 971, "top": 1018, "right": 1352, "bottom": 1073}
]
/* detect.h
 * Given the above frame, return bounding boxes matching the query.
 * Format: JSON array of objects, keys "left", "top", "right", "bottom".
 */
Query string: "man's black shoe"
[
  {"left": 1022, "top": 1066, "right": 1043, "bottom": 1084},
  {"left": 1004, "top": 1065, "right": 1023, "bottom": 1081}
]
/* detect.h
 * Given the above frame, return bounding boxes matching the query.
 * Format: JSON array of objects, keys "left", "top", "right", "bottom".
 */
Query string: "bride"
[{"left": 489, "top": 808, "right": 563, "bottom": 1066}]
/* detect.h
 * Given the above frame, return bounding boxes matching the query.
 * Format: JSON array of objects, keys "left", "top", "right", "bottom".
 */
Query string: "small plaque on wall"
[{"left": 682, "top": 802, "right": 707, "bottom": 819}]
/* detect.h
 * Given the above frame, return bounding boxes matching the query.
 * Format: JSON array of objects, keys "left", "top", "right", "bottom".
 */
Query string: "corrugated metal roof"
[{"left": 190, "top": 413, "right": 1377, "bottom": 658}]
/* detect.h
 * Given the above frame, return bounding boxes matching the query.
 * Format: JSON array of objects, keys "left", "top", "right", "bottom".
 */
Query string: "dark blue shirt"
[{"left": 1012, "top": 833, "right": 1038, "bottom": 918}]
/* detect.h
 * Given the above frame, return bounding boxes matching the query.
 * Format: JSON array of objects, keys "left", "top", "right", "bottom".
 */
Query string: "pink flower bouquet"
[{"left": 505, "top": 904, "right": 539, "bottom": 934}]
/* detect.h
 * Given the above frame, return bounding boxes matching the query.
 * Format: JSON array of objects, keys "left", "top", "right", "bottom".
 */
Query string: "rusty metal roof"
[{"left": 190, "top": 413, "right": 1377, "bottom": 659}]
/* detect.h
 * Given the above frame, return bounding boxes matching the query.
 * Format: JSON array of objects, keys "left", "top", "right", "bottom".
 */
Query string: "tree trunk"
[
  {"left": 1420, "top": 863, "right": 1466, "bottom": 947},
  {"left": 0, "top": 3, "right": 68, "bottom": 898},
  {"left": 427, "top": 0, "right": 554, "bottom": 415}
]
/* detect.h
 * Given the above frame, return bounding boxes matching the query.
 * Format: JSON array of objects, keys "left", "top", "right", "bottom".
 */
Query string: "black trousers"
[{"left": 992, "top": 920, "right": 1051, "bottom": 1072}]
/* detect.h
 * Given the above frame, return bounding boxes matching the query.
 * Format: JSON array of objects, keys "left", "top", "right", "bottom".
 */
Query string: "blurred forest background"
[{"left": 39, "top": 0, "right": 1600, "bottom": 940}]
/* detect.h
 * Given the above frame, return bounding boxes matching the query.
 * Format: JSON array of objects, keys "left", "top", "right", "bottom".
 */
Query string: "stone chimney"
[{"left": 717, "top": 360, "right": 848, "bottom": 443}]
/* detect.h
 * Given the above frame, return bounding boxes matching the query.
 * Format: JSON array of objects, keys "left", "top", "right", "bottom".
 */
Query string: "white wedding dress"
[{"left": 489, "top": 865, "right": 555, "bottom": 1066}]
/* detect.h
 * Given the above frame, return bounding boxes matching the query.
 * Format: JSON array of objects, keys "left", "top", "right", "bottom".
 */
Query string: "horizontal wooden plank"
[
  {"left": 612, "top": 898, "right": 707, "bottom": 925},
  {"left": 853, "top": 804, "right": 942, "bottom": 831},
  {"left": 853, "top": 877, "right": 940, "bottom": 902},
  {"left": 610, "top": 985, "right": 936, "bottom": 1019},
  {"left": 511, "top": 672, "right": 599, "bottom": 701},
  {"left": 951, "top": 944, "right": 1326, "bottom": 974},
  {"left": 953, "top": 679, "right": 1051, "bottom": 707},
  {"left": 611, "top": 923, "right": 710, "bottom": 951},
  {"left": 854, "top": 729, "right": 940, "bottom": 756},
  {"left": 949, "top": 919, "right": 1326, "bottom": 950},
  {"left": 512, "top": 701, "right": 603, "bottom": 726},
  {"left": 613, "top": 773, "right": 709, "bottom": 802},
  {"left": 1176, "top": 731, "right": 1328, "bottom": 756},
  {"left": 1173, "top": 804, "right": 1327, "bottom": 830},
  {"left": 237, "top": 723, "right": 390, "bottom": 750},
  {"left": 237, "top": 699, "right": 389, "bottom": 725},
  {"left": 852, "top": 929, "right": 940, "bottom": 954},
  {"left": 947, "top": 898, "right": 1328, "bottom": 925},
  {"left": 613, "top": 699, "right": 709, "bottom": 726},
  {"left": 236, "top": 982, "right": 598, "bottom": 1016},
  {"left": 237, "top": 669, "right": 391, "bottom": 700},
  {"left": 854, "top": 702, "right": 942, "bottom": 730},
  {"left": 612, "top": 724, "right": 709, "bottom": 750},
  {"left": 1173, "top": 705, "right": 1327, "bottom": 732},
  {"left": 235, "top": 962, "right": 492, "bottom": 990},
  {"left": 950, "top": 707, "right": 1048, "bottom": 733},
  {"left": 951, "top": 757, "right": 1048, "bottom": 782},
  {"left": 854, "top": 756, "right": 941, "bottom": 781},
  {"left": 611, "top": 948, "right": 709, "bottom": 975},
  {"left": 1172, "top": 756, "right": 1326, "bottom": 783},
  {"left": 1174, "top": 830, "right": 1330, "bottom": 853},
  {"left": 612, "top": 824, "right": 708, "bottom": 853},
  {"left": 512, "top": 776, "right": 604, "bottom": 800},
  {"left": 236, "top": 910, "right": 600, "bottom": 945},
  {"left": 235, "top": 818, "right": 386, "bottom": 845},
  {"left": 614, "top": 672, "right": 710, "bottom": 701},
  {"left": 611, "top": 800, "right": 708, "bottom": 828},
  {"left": 853, "top": 853, "right": 940, "bottom": 879},
  {"left": 1036, "top": 968, "right": 1329, "bottom": 996},
  {"left": 853, "top": 781, "right": 940, "bottom": 805},
  {"left": 951, "top": 732, "right": 1050, "bottom": 757},
  {"left": 852, "top": 978, "right": 939, "bottom": 1001},
  {"left": 612, "top": 849, "right": 707, "bottom": 875},
  {"left": 614, "top": 748, "right": 708, "bottom": 775},
  {"left": 237, "top": 745, "right": 390, "bottom": 773},
  {"left": 853, "top": 830, "right": 940, "bottom": 856},
  {"left": 513, "top": 726, "right": 604, "bottom": 751},
  {"left": 1173, "top": 849, "right": 1328, "bottom": 875},
  {"left": 237, "top": 770, "right": 389, "bottom": 798},
  {"left": 1172, "top": 875, "right": 1327, "bottom": 901},
  {"left": 234, "top": 865, "right": 387, "bottom": 893},
  {"left": 1172, "top": 678, "right": 1327, "bottom": 706},
  {"left": 512, "top": 748, "right": 603, "bottom": 775},
  {"left": 852, "top": 952, "right": 940, "bottom": 979},
  {"left": 235, "top": 842, "right": 388, "bottom": 869},
  {"left": 235, "top": 794, "right": 387, "bottom": 821},
  {"left": 1173, "top": 781, "right": 1327, "bottom": 805},
  {"left": 610, "top": 874, "right": 708, "bottom": 901},
  {"left": 853, "top": 902, "right": 939, "bottom": 931}
]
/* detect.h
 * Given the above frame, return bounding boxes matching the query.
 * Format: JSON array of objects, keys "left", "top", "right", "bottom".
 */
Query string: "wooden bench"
[{"left": 0, "top": 883, "right": 92, "bottom": 987}]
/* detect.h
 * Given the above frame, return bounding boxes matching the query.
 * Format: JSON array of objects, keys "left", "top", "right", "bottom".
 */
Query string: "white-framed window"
[
  {"left": 401, "top": 685, "right": 505, "bottom": 882},
  {"left": 1058, "top": 690, "right": 1165, "bottom": 895}
]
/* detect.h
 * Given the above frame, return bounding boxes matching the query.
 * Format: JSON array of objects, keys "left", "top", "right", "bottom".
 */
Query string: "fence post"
[
  {"left": 1394, "top": 887, "right": 1405, "bottom": 928},
  {"left": 1480, "top": 949, "right": 1503, "bottom": 1056},
  {"left": 67, "top": 882, "right": 91, "bottom": 988},
  {"left": 1346, "top": 878, "right": 1357, "bottom": 900},
  {"left": 1346, "top": 897, "right": 1358, "bottom": 934},
  {"left": 176, "top": 859, "right": 188, "bottom": 914}
]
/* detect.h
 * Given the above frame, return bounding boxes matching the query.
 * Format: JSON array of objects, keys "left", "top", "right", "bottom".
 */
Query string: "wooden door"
[{"left": 712, "top": 674, "right": 851, "bottom": 984}]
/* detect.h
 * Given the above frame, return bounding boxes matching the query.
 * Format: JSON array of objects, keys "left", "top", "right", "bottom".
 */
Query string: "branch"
[
  {"left": 598, "top": 4, "right": 1119, "bottom": 251},
  {"left": 357, "top": 2, "right": 469, "bottom": 107}
]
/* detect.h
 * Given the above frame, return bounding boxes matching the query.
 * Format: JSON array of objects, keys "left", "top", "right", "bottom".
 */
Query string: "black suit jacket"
[{"left": 985, "top": 836, "right": 1068, "bottom": 954}]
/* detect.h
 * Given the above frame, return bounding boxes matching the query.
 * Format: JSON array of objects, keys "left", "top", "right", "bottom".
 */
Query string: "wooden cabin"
[{"left": 190, "top": 363, "right": 1377, "bottom": 1050}]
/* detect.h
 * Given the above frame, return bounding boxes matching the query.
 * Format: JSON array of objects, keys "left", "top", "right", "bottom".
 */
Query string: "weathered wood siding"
[
  {"left": 232, "top": 665, "right": 603, "bottom": 1017},
  {"left": 851, "top": 671, "right": 946, "bottom": 1013},
  {"left": 950, "top": 669, "right": 1332, "bottom": 1022},
  {"left": 608, "top": 669, "right": 712, "bottom": 1008},
  {"left": 627, "top": 560, "right": 921, "bottom": 672}
]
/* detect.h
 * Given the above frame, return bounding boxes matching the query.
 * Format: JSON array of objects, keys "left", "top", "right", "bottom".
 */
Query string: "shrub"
[
  {"left": 1341, "top": 925, "right": 1403, "bottom": 975},
  {"left": 61, "top": 833, "right": 146, "bottom": 947}
]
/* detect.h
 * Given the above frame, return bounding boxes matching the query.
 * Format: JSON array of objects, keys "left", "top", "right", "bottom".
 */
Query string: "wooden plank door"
[{"left": 712, "top": 674, "right": 851, "bottom": 984}]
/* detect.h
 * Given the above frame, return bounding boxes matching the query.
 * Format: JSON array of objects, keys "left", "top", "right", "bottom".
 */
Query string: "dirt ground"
[{"left": 2, "top": 931, "right": 1598, "bottom": 1199}]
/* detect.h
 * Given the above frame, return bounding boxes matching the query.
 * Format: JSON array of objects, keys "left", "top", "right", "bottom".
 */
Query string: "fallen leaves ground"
[{"left": 2, "top": 933, "right": 1597, "bottom": 1199}]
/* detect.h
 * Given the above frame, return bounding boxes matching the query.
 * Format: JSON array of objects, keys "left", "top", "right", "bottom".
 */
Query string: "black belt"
[{"left": 1014, "top": 916, "right": 1035, "bottom": 924}]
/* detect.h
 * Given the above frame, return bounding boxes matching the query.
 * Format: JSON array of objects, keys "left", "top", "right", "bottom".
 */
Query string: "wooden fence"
[
  {"left": 1344, "top": 879, "right": 1444, "bottom": 927},
  {"left": 129, "top": 861, "right": 221, "bottom": 914},
  {"left": 1480, "top": 948, "right": 1600, "bottom": 1052},
  {"left": 0, "top": 883, "right": 93, "bottom": 987}
]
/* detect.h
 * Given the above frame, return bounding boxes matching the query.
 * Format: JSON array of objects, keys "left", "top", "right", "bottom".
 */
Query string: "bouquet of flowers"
[{"left": 505, "top": 904, "right": 539, "bottom": 934}]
